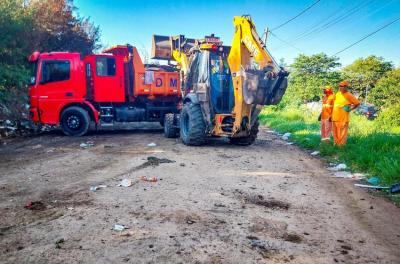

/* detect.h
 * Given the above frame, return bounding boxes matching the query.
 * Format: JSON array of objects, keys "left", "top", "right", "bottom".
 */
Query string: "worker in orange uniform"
[
  {"left": 320, "top": 86, "right": 335, "bottom": 142},
  {"left": 331, "top": 81, "right": 360, "bottom": 145}
]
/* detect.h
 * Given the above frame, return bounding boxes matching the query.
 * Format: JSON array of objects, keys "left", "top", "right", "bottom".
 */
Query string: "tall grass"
[{"left": 259, "top": 106, "right": 400, "bottom": 187}]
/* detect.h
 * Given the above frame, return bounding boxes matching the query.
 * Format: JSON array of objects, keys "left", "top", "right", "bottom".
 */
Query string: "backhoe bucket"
[{"left": 242, "top": 67, "right": 288, "bottom": 105}]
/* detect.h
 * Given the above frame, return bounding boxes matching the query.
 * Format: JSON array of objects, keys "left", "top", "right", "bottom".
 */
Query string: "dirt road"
[{"left": 1, "top": 124, "right": 399, "bottom": 264}]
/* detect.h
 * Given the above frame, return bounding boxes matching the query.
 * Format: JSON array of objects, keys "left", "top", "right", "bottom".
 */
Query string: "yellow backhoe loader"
[{"left": 153, "top": 15, "right": 289, "bottom": 145}]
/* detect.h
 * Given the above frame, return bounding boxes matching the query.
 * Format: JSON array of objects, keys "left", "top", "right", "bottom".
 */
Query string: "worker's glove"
[{"left": 342, "top": 105, "right": 351, "bottom": 112}]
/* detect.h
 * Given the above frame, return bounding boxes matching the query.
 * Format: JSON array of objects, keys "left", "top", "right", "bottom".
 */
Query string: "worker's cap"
[
  {"left": 339, "top": 81, "right": 349, "bottom": 87},
  {"left": 323, "top": 85, "right": 333, "bottom": 92}
]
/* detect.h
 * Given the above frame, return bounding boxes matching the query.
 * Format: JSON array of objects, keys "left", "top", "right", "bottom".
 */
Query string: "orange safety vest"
[
  {"left": 321, "top": 94, "right": 335, "bottom": 120},
  {"left": 332, "top": 91, "right": 360, "bottom": 122}
]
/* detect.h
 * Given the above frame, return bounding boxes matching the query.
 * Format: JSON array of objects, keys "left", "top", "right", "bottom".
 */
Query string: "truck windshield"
[{"left": 30, "top": 61, "right": 38, "bottom": 85}]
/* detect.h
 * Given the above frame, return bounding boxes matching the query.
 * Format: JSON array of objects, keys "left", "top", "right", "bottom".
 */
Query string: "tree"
[
  {"left": 287, "top": 53, "right": 342, "bottom": 102},
  {"left": 342, "top": 56, "right": 393, "bottom": 102},
  {"left": 0, "top": 0, "right": 101, "bottom": 121},
  {"left": 29, "top": 0, "right": 101, "bottom": 55},
  {"left": 0, "top": 0, "right": 33, "bottom": 119},
  {"left": 369, "top": 68, "right": 400, "bottom": 108}
]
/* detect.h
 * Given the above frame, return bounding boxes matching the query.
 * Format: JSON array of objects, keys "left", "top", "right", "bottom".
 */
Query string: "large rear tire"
[
  {"left": 60, "top": 106, "right": 90, "bottom": 136},
  {"left": 180, "top": 103, "right": 206, "bottom": 146},
  {"left": 164, "top": 113, "right": 179, "bottom": 138},
  {"left": 229, "top": 120, "right": 259, "bottom": 146}
]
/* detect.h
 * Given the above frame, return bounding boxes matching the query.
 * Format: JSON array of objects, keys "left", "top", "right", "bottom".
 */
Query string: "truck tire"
[
  {"left": 180, "top": 103, "right": 206, "bottom": 145},
  {"left": 164, "top": 113, "right": 179, "bottom": 138},
  {"left": 229, "top": 120, "right": 259, "bottom": 146},
  {"left": 60, "top": 106, "right": 90, "bottom": 136}
]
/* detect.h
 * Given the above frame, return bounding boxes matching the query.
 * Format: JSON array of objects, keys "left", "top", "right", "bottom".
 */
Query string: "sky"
[{"left": 74, "top": 0, "right": 400, "bottom": 67}]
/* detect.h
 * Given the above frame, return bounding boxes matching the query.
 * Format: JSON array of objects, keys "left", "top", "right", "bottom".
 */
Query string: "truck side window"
[
  {"left": 96, "top": 57, "right": 116, "bottom": 76},
  {"left": 41, "top": 60, "right": 70, "bottom": 83}
]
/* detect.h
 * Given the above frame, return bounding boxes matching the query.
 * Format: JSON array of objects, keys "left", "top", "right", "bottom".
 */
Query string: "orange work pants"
[
  {"left": 320, "top": 119, "right": 332, "bottom": 142},
  {"left": 332, "top": 121, "right": 349, "bottom": 145}
]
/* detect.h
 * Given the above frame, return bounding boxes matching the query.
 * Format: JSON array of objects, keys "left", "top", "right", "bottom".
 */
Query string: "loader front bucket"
[{"left": 151, "top": 35, "right": 196, "bottom": 60}]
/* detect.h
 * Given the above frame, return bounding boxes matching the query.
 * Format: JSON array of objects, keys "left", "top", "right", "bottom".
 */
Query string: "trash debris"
[
  {"left": 390, "top": 183, "right": 400, "bottom": 194},
  {"left": 328, "top": 163, "right": 347, "bottom": 171},
  {"left": 55, "top": 238, "right": 65, "bottom": 249},
  {"left": 354, "top": 184, "right": 389, "bottom": 190},
  {"left": 25, "top": 201, "right": 46, "bottom": 211},
  {"left": 282, "top": 133, "right": 291, "bottom": 141},
  {"left": 285, "top": 142, "right": 294, "bottom": 145},
  {"left": 140, "top": 176, "right": 158, "bottom": 182},
  {"left": 310, "top": 151, "right": 320, "bottom": 156},
  {"left": 31, "top": 144, "right": 42, "bottom": 149},
  {"left": 367, "top": 177, "right": 380, "bottom": 186},
  {"left": 118, "top": 179, "right": 133, "bottom": 187},
  {"left": 333, "top": 171, "right": 353, "bottom": 178},
  {"left": 147, "top": 142, "right": 157, "bottom": 147},
  {"left": 80, "top": 141, "right": 94, "bottom": 149},
  {"left": 114, "top": 224, "right": 126, "bottom": 231},
  {"left": 89, "top": 185, "right": 107, "bottom": 192}
]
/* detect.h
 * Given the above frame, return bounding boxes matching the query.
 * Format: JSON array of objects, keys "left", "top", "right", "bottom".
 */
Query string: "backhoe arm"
[{"left": 227, "top": 16, "right": 288, "bottom": 133}]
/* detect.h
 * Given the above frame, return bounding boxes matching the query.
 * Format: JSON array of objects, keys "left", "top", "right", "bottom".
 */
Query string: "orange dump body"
[{"left": 103, "top": 45, "right": 181, "bottom": 101}]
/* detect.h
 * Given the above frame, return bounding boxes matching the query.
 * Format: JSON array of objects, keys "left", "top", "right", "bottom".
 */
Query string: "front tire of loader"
[
  {"left": 229, "top": 120, "right": 259, "bottom": 146},
  {"left": 164, "top": 113, "right": 179, "bottom": 138},
  {"left": 60, "top": 106, "right": 90, "bottom": 136},
  {"left": 180, "top": 103, "right": 206, "bottom": 146}
]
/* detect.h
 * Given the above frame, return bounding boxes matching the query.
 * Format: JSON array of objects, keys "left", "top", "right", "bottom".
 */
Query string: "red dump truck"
[{"left": 28, "top": 45, "right": 181, "bottom": 136}]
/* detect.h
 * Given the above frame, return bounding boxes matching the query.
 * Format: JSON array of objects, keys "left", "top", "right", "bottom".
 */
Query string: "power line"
[
  {"left": 269, "top": 31, "right": 304, "bottom": 53},
  {"left": 333, "top": 16, "right": 400, "bottom": 55},
  {"left": 293, "top": 0, "right": 374, "bottom": 42},
  {"left": 271, "top": 0, "right": 321, "bottom": 31}
]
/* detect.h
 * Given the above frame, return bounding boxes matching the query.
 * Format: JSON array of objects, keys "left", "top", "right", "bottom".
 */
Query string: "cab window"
[
  {"left": 41, "top": 60, "right": 70, "bottom": 83},
  {"left": 96, "top": 57, "right": 116, "bottom": 76}
]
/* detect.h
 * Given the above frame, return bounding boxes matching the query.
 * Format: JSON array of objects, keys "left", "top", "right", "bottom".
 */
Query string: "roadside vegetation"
[
  {"left": 0, "top": 0, "right": 100, "bottom": 122},
  {"left": 261, "top": 52, "right": 400, "bottom": 203}
]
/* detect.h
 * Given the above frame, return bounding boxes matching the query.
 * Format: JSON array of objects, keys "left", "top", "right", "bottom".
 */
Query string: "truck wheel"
[
  {"left": 180, "top": 103, "right": 206, "bottom": 145},
  {"left": 60, "top": 106, "right": 90, "bottom": 136},
  {"left": 164, "top": 113, "right": 179, "bottom": 138},
  {"left": 229, "top": 120, "right": 259, "bottom": 146}
]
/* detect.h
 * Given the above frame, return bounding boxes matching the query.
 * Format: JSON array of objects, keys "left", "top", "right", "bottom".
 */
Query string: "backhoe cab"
[{"left": 153, "top": 15, "right": 288, "bottom": 145}]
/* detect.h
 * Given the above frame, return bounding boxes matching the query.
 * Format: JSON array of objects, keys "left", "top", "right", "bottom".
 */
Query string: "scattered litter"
[
  {"left": 67, "top": 207, "right": 74, "bottom": 210},
  {"left": 390, "top": 183, "right": 400, "bottom": 194},
  {"left": 367, "top": 177, "right": 380, "bottom": 186},
  {"left": 310, "top": 151, "right": 320, "bottom": 156},
  {"left": 80, "top": 141, "right": 94, "bottom": 149},
  {"left": 140, "top": 176, "right": 158, "bottom": 182},
  {"left": 328, "top": 163, "right": 347, "bottom": 171},
  {"left": 114, "top": 224, "right": 126, "bottom": 231},
  {"left": 266, "top": 130, "right": 275, "bottom": 133},
  {"left": 354, "top": 184, "right": 389, "bottom": 190},
  {"left": 286, "top": 142, "right": 294, "bottom": 145},
  {"left": 25, "top": 201, "right": 46, "bottom": 211},
  {"left": 31, "top": 144, "right": 42, "bottom": 149},
  {"left": 147, "top": 142, "right": 157, "bottom": 147},
  {"left": 333, "top": 171, "right": 353, "bottom": 178},
  {"left": 353, "top": 173, "right": 366, "bottom": 179},
  {"left": 89, "top": 184, "right": 107, "bottom": 192},
  {"left": 118, "top": 179, "right": 133, "bottom": 187},
  {"left": 282, "top": 133, "right": 291, "bottom": 140},
  {"left": 55, "top": 238, "right": 65, "bottom": 249}
]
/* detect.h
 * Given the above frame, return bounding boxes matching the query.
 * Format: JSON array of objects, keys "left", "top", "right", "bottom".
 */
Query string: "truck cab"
[{"left": 28, "top": 45, "right": 181, "bottom": 136}]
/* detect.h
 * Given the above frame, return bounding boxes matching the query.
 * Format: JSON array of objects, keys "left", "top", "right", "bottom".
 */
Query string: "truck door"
[
  {"left": 93, "top": 56, "right": 125, "bottom": 102},
  {"left": 37, "top": 59, "right": 73, "bottom": 124}
]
